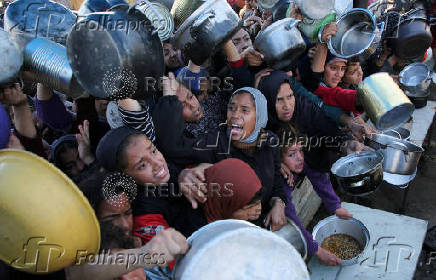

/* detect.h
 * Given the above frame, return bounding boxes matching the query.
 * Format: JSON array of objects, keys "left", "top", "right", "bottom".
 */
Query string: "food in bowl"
[{"left": 321, "top": 233, "right": 363, "bottom": 260}]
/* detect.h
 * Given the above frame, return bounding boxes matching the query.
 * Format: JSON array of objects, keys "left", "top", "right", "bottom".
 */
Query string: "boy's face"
[
  {"left": 343, "top": 63, "right": 363, "bottom": 86},
  {"left": 282, "top": 142, "right": 304, "bottom": 174}
]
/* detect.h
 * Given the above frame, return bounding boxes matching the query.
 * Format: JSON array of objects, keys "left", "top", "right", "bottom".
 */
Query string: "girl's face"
[
  {"left": 227, "top": 92, "right": 256, "bottom": 142},
  {"left": 324, "top": 61, "right": 347, "bottom": 88},
  {"left": 342, "top": 63, "right": 363, "bottom": 86},
  {"left": 123, "top": 135, "right": 170, "bottom": 186},
  {"left": 275, "top": 83, "right": 295, "bottom": 122},
  {"left": 282, "top": 142, "right": 304, "bottom": 174}
]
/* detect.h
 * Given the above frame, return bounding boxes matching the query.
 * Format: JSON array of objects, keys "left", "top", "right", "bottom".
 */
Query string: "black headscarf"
[
  {"left": 257, "top": 70, "right": 292, "bottom": 132},
  {"left": 96, "top": 126, "right": 140, "bottom": 172}
]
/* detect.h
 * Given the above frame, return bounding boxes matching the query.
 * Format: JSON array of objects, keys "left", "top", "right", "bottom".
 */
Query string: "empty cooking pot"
[
  {"left": 328, "top": 8, "right": 380, "bottom": 59},
  {"left": 174, "top": 0, "right": 241, "bottom": 66},
  {"left": 272, "top": 218, "right": 308, "bottom": 260},
  {"left": 383, "top": 127, "right": 411, "bottom": 140},
  {"left": 254, "top": 18, "right": 306, "bottom": 70},
  {"left": 357, "top": 72, "right": 415, "bottom": 131},
  {"left": 67, "top": 5, "right": 164, "bottom": 100},
  {"left": 312, "top": 216, "right": 370, "bottom": 266},
  {"left": 399, "top": 62, "right": 431, "bottom": 95},
  {"left": 4, "top": 0, "right": 77, "bottom": 48},
  {"left": 331, "top": 151, "right": 384, "bottom": 196},
  {"left": 173, "top": 220, "right": 310, "bottom": 280},
  {"left": 365, "top": 133, "right": 424, "bottom": 175}
]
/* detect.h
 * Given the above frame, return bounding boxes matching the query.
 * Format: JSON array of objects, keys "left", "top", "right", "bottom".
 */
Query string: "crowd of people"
[{"left": 1, "top": 0, "right": 435, "bottom": 279}]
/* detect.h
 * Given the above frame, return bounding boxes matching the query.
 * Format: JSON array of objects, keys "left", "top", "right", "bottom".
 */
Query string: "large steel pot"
[
  {"left": 331, "top": 151, "right": 384, "bottom": 196},
  {"left": 294, "top": 0, "right": 335, "bottom": 20},
  {"left": 387, "top": 16, "right": 432, "bottom": 60},
  {"left": 312, "top": 216, "right": 370, "bottom": 266},
  {"left": 357, "top": 72, "right": 415, "bottom": 131},
  {"left": 170, "top": 0, "right": 203, "bottom": 28},
  {"left": 399, "top": 62, "right": 431, "bottom": 95},
  {"left": 0, "top": 149, "right": 100, "bottom": 274},
  {"left": 254, "top": 18, "right": 306, "bottom": 70},
  {"left": 174, "top": 0, "right": 241, "bottom": 66},
  {"left": 383, "top": 127, "right": 411, "bottom": 141},
  {"left": 365, "top": 133, "right": 424, "bottom": 175},
  {"left": 21, "top": 38, "right": 84, "bottom": 99},
  {"left": 134, "top": 0, "right": 174, "bottom": 42},
  {"left": 0, "top": 29, "right": 23, "bottom": 85},
  {"left": 77, "top": 0, "right": 128, "bottom": 16},
  {"left": 273, "top": 218, "right": 308, "bottom": 260},
  {"left": 173, "top": 220, "right": 310, "bottom": 280},
  {"left": 67, "top": 5, "right": 164, "bottom": 100},
  {"left": 328, "top": 8, "right": 380, "bottom": 59},
  {"left": 3, "top": 0, "right": 77, "bottom": 48}
]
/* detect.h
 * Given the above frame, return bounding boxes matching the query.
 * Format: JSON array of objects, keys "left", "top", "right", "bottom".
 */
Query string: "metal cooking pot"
[
  {"left": 294, "top": 0, "right": 335, "bottom": 20},
  {"left": 388, "top": 16, "right": 432, "bottom": 60},
  {"left": 135, "top": 0, "right": 174, "bottom": 42},
  {"left": 271, "top": 0, "right": 291, "bottom": 22},
  {"left": 312, "top": 216, "right": 370, "bottom": 266},
  {"left": 4, "top": 0, "right": 77, "bottom": 48},
  {"left": 77, "top": 0, "right": 128, "bottom": 16},
  {"left": 357, "top": 72, "right": 415, "bottom": 131},
  {"left": 328, "top": 8, "right": 381, "bottom": 59},
  {"left": 21, "top": 38, "right": 84, "bottom": 99},
  {"left": 272, "top": 218, "right": 308, "bottom": 260},
  {"left": 404, "top": 89, "right": 430, "bottom": 109},
  {"left": 0, "top": 29, "right": 23, "bottom": 85},
  {"left": 399, "top": 62, "right": 431, "bottom": 95},
  {"left": 334, "top": 0, "right": 353, "bottom": 17},
  {"left": 365, "top": 133, "right": 424, "bottom": 175},
  {"left": 67, "top": 5, "right": 164, "bottom": 100},
  {"left": 174, "top": 0, "right": 241, "bottom": 66},
  {"left": 0, "top": 150, "right": 100, "bottom": 274},
  {"left": 254, "top": 18, "right": 306, "bottom": 70},
  {"left": 173, "top": 220, "right": 310, "bottom": 280},
  {"left": 171, "top": 0, "right": 204, "bottom": 28},
  {"left": 331, "top": 151, "right": 384, "bottom": 196}
]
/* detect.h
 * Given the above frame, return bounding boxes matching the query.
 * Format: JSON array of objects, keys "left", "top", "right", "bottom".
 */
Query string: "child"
[
  {"left": 340, "top": 59, "right": 363, "bottom": 90},
  {"left": 279, "top": 125, "right": 352, "bottom": 266}
]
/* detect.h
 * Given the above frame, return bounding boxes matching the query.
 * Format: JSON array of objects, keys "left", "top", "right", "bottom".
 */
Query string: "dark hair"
[
  {"left": 115, "top": 133, "right": 142, "bottom": 171},
  {"left": 53, "top": 140, "right": 78, "bottom": 169},
  {"left": 78, "top": 170, "right": 109, "bottom": 212},
  {"left": 277, "top": 124, "right": 306, "bottom": 155}
]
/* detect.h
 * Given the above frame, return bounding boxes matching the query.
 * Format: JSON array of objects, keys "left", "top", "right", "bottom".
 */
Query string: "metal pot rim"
[
  {"left": 255, "top": 18, "right": 299, "bottom": 43},
  {"left": 369, "top": 133, "right": 424, "bottom": 153},
  {"left": 328, "top": 8, "right": 377, "bottom": 59},
  {"left": 399, "top": 62, "right": 430, "bottom": 86},
  {"left": 331, "top": 150, "right": 384, "bottom": 178},
  {"left": 312, "top": 216, "right": 370, "bottom": 265},
  {"left": 175, "top": 0, "right": 226, "bottom": 36}
]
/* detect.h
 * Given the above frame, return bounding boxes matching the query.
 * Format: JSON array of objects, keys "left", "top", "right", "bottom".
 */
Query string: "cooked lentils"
[{"left": 321, "top": 233, "right": 363, "bottom": 260}]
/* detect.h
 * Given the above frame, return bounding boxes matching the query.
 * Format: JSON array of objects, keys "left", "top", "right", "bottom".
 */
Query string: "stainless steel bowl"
[
  {"left": 312, "top": 216, "right": 370, "bottom": 266},
  {"left": 399, "top": 62, "right": 431, "bottom": 95},
  {"left": 383, "top": 127, "right": 411, "bottom": 140},
  {"left": 254, "top": 18, "right": 306, "bottom": 69},
  {"left": 328, "top": 8, "right": 378, "bottom": 59}
]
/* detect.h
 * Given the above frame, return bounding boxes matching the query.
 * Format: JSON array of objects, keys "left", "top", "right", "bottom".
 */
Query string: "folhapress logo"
[{"left": 11, "top": 237, "right": 65, "bottom": 273}]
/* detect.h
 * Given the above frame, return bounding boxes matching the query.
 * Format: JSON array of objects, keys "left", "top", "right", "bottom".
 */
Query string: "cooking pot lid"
[
  {"left": 331, "top": 151, "right": 384, "bottom": 178},
  {"left": 4, "top": 0, "right": 77, "bottom": 46}
]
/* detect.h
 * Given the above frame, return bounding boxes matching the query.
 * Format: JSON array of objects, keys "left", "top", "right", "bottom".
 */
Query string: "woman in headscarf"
[
  {"left": 203, "top": 158, "right": 262, "bottom": 223},
  {"left": 153, "top": 79, "right": 288, "bottom": 231},
  {"left": 257, "top": 70, "right": 368, "bottom": 172}
]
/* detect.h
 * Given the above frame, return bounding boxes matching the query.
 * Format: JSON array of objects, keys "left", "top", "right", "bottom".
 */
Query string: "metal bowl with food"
[
  {"left": 365, "top": 134, "right": 424, "bottom": 175},
  {"left": 331, "top": 151, "right": 384, "bottom": 196},
  {"left": 312, "top": 216, "right": 370, "bottom": 266}
]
